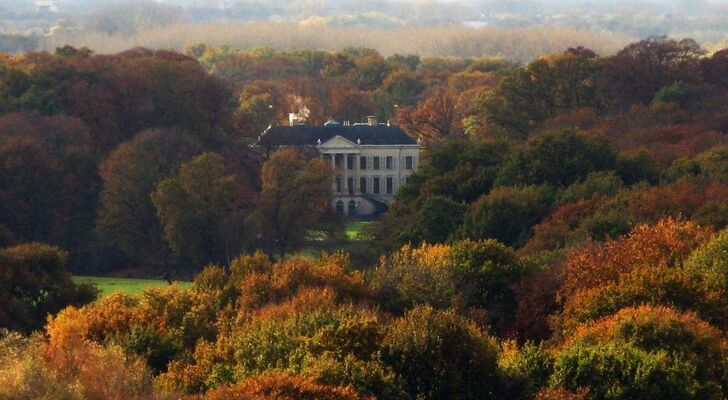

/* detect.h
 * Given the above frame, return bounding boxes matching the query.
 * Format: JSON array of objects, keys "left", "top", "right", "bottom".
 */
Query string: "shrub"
[
  {"left": 0, "top": 243, "right": 97, "bottom": 332},
  {"left": 232, "top": 291, "right": 382, "bottom": 380},
  {"left": 0, "top": 330, "right": 80, "bottom": 400},
  {"left": 370, "top": 243, "right": 456, "bottom": 313},
  {"left": 380, "top": 306, "right": 500, "bottom": 400}
]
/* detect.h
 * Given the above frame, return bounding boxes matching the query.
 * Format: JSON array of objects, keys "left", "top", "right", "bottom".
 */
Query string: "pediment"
[{"left": 319, "top": 135, "right": 358, "bottom": 148}]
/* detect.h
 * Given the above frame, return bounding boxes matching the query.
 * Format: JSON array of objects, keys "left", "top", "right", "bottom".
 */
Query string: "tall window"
[
  {"left": 336, "top": 177, "right": 342, "bottom": 193},
  {"left": 360, "top": 177, "right": 367, "bottom": 194},
  {"left": 335, "top": 154, "right": 342, "bottom": 169},
  {"left": 373, "top": 177, "right": 380, "bottom": 194},
  {"left": 336, "top": 200, "right": 344, "bottom": 215},
  {"left": 405, "top": 156, "right": 413, "bottom": 170},
  {"left": 386, "top": 156, "right": 393, "bottom": 169},
  {"left": 347, "top": 177, "right": 354, "bottom": 195},
  {"left": 373, "top": 156, "right": 380, "bottom": 170},
  {"left": 360, "top": 156, "right": 367, "bottom": 170},
  {"left": 347, "top": 154, "right": 354, "bottom": 170},
  {"left": 386, "top": 177, "right": 393, "bottom": 194}
]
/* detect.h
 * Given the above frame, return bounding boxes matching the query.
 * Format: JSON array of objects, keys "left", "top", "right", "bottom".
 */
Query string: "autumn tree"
[
  {"left": 96, "top": 129, "right": 202, "bottom": 267},
  {"left": 152, "top": 152, "right": 254, "bottom": 266},
  {"left": 479, "top": 49, "right": 599, "bottom": 137},
  {"left": 598, "top": 37, "right": 705, "bottom": 108},
  {"left": 397, "top": 90, "right": 465, "bottom": 148},
  {"left": 0, "top": 137, "right": 77, "bottom": 246},
  {"left": 248, "top": 149, "right": 332, "bottom": 258}
]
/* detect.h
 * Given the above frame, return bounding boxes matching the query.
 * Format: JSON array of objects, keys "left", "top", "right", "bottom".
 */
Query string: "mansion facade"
[{"left": 255, "top": 118, "right": 420, "bottom": 217}]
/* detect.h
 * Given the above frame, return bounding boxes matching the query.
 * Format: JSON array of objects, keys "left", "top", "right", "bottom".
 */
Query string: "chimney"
[{"left": 367, "top": 115, "right": 378, "bottom": 126}]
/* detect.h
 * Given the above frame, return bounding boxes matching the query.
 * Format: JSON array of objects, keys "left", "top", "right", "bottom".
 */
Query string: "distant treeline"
[{"left": 40, "top": 23, "right": 631, "bottom": 62}]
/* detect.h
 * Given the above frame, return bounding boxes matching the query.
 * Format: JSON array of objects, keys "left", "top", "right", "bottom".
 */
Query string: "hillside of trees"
[{"left": 0, "top": 35, "right": 727, "bottom": 399}]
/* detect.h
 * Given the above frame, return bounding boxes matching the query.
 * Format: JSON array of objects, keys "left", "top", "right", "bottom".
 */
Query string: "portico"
[{"left": 254, "top": 121, "right": 420, "bottom": 217}]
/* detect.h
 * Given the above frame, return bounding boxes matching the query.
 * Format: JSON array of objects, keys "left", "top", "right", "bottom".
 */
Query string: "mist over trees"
[{"left": 3, "top": 1, "right": 728, "bottom": 58}]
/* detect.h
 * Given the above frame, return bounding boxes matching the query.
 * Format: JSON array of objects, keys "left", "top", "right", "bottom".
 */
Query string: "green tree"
[
  {"left": 410, "top": 196, "right": 465, "bottom": 244},
  {"left": 380, "top": 306, "right": 500, "bottom": 400},
  {"left": 0, "top": 243, "right": 97, "bottom": 333},
  {"left": 460, "top": 186, "right": 551, "bottom": 247},
  {"left": 496, "top": 130, "right": 617, "bottom": 187},
  {"left": 152, "top": 152, "right": 253, "bottom": 266}
]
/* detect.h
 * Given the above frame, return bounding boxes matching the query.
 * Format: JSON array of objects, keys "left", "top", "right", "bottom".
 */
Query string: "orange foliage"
[
  {"left": 201, "top": 373, "right": 371, "bottom": 400},
  {"left": 238, "top": 255, "right": 371, "bottom": 311},
  {"left": 521, "top": 198, "right": 602, "bottom": 255},
  {"left": 84, "top": 293, "right": 145, "bottom": 343},
  {"left": 567, "top": 305, "right": 725, "bottom": 351},
  {"left": 624, "top": 180, "right": 728, "bottom": 223},
  {"left": 561, "top": 217, "right": 710, "bottom": 298},
  {"left": 43, "top": 307, "right": 153, "bottom": 400}
]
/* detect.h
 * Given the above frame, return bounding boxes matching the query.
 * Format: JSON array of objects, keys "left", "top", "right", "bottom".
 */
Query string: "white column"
[
  {"left": 354, "top": 152, "right": 360, "bottom": 194},
  {"left": 343, "top": 153, "right": 349, "bottom": 195}
]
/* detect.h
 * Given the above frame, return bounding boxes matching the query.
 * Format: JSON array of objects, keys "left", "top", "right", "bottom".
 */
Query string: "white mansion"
[{"left": 255, "top": 117, "right": 420, "bottom": 217}]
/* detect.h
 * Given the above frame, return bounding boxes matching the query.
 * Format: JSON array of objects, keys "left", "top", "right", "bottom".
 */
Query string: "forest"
[{"left": 0, "top": 35, "right": 727, "bottom": 399}]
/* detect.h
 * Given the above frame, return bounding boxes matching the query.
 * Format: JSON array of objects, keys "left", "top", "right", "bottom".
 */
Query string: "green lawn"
[
  {"left": 73, "top": 276, "right": 192, "bottom": 297},
  {"left": 345, "top": 221, "right": 370, "bottom": 240}
]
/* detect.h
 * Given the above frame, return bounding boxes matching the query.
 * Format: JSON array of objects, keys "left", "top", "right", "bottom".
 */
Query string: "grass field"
[
  {"left": 74, "top": 222, "right": 371, "bottom": 296},
  {"left": 73, "top": 276, "right": 192, "bottom": 297},
  {"left": 345, "top": 221, "right": 370, "bottom": 240}
]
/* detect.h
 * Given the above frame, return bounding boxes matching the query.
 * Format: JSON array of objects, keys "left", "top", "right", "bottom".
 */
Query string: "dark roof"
[{"left": 257, "top": 124, "right": 418, "bottom": 146}]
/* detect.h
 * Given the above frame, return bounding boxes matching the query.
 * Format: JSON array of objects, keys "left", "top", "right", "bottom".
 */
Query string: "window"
[
  {"left": 373, "top": 156, "right": 380, "bottom": 170},
  {"left": 336, "top": 176, "right": 342, "bottom": 193},
  {"left": 360, "top": 177, "right": 367, "bottom": 194},
  {"left": 373, "top": 177, "right": 380, "bottom": 194},
  {"left": 386, "top": 156, "right": 393, "bottom": 169},
  {"left": 360, "top": 156, "right": 367, "bottom": 170},
  {"left": 405, "top": 156, "right": 413, "bottom": 170},
  {"left": 348, "top": 200, "right": 357, "bottom": 216},
  {"left": 386, "top": 177, "right": 393, "bottom": 194},
  {"left": 347, "top": 154, "right": 354, "bottom": 170},
  {"left": 335, "top": 200, "right": 344, "bottom": 215},
  {"left": 334, "top": 154, "right": 342, "bottom": 169},
  {"left": 347, "top": 177, "right": 354, "bottom": 195}
]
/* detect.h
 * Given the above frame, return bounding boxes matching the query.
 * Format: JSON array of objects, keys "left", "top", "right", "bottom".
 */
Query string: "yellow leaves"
[{"left": 43, "top": 307, "right": 154, "bottom": 400}]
